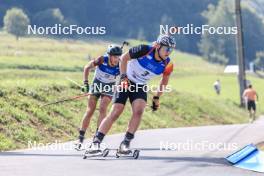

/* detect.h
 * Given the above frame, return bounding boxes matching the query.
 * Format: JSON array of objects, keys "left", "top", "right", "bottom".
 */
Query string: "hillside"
[{"left": 1, "top": 33, "right": 264, "bottom": 151}]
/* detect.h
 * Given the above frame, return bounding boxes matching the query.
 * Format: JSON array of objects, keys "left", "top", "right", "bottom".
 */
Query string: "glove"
[
  {"left": 119, "top": 74, "right": 130, "bottom": 89},
  {"left": 81, "top": 80, "right": 90, "bottom": 93},
  {"left": 151, "top": 96, "right": 160, "bottom": 111}
]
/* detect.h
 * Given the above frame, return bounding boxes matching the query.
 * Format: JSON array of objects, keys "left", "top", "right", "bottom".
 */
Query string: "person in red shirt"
[{"left": 243, "top": 84, "right": 258, "bottom": 121}]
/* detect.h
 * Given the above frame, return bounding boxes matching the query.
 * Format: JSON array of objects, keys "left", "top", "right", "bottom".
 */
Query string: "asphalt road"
[{"left": 1, "top": 117, "right": 264, "bottom": 176}]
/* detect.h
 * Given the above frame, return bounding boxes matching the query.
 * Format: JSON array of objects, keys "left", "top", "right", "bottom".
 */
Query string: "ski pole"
[
  {"left": 65, "top": 77, "right": 83, "bottom": 88},
  {"left": 41, "top": 93, "right": 91, "bottom": 107}
]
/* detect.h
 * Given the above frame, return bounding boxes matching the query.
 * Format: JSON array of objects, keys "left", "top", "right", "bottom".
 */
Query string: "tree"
[
  {"left": 3, "top": 7, "right": 30, "bottom": 40},
  {"left": 199, "top": 0, "right": 264, "bottom": 65},
  {"left": 0, "top": 0, "right": 219, "bottom": 53},
  {"left": 198, "top": 0, "right": 236, "bottom": 65},
  {"left": 32, "top": 8, "right": 65, "bottom": 27}
]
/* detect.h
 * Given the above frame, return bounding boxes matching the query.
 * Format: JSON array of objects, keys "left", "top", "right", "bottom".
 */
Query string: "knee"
[
  {"left": 133, "top": 108, "right": 144, "bottom": 118},
  {"left": 99, "top": 106, "right": 107, "bottom": 116},
  {"left": 108, "top": 109, "right": 122, "bottom": 122},
  {"left": 84, "top": 108, "right": 94, "bottom": 118}
]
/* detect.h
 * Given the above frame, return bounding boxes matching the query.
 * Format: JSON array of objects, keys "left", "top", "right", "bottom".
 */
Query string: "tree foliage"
[
  {"left": 199, "top": 0, "right": 264, "bottom": 65},
  {"left": 3, "top": 7, "right": 30, "bottom": 40}
]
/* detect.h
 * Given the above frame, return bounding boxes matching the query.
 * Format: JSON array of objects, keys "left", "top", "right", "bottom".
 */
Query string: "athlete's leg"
[
  {"left": 90, "top": 103, "right": 125, "bottom": 145},
  {"left": 92, "top": 86, "right": 129, "bottom": 144},
  {"left": 85, "top": 103, "right": 126, "bottom": 152},
  {"left": 119, "top": 99, "right": 146, "bottom": 151},
  {"left": 119, "top": 83, "right": 148, "bottom": 151},
  {"left": 97, "top": 95, "right": 112, "bottom": 128},
  {"left": 99, "top": 103, "right": 125, "bottom": 134},
  {"left": 79, "top": 95, "right": 98, "bottom": 142},
  {"left": 127, "top": 99, "right": 147, "bottom": 133}
]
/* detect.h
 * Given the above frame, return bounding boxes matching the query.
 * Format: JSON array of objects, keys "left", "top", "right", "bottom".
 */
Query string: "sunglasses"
[{"left": 162, "top": 46, "right": 173, "bottom": 53}]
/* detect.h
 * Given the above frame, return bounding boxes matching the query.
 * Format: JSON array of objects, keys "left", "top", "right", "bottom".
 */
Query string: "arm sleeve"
[
  {"left": 129, "top": 45, "right": 151, "bottom": 59},
  {"left": 93, "top": 56, "right": 104, "bottom": 66},
  {"left": 163, "top": 62, "right": 174, "bottom": 76}
]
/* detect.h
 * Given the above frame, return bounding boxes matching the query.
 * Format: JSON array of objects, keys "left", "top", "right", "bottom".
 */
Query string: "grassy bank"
[{"left": 1, "top": 33, "right": 263, "bottom": 150}]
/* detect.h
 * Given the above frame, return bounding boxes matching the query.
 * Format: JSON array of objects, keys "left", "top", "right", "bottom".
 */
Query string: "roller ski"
[
  {"left": 115, "top": 141, "right": 140, "bottom": 159},
  {"left": 83, "top": 142, "right": 109, "bottom": 159}
]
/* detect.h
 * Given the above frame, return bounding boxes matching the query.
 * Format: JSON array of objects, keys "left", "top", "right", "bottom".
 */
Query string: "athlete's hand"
[
  {"left": 81, "top": 80, "right": 90, "bottom": 93},
  {"left": 151, "top": 96, "right": 160, "bottom": 111},
  {"left": 119, "top": 74, "right": 130, "bottom": 89}
]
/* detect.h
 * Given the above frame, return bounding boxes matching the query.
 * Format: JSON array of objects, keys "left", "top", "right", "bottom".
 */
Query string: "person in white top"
[
  {"left": 213, "top": 79, "right": 221, "bottom": 95},
  {"left": 75, "top": 45, "right": 122, "bottom": 150}
]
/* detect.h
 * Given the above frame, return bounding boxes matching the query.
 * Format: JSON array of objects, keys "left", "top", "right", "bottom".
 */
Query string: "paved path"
[{"left": 1, "top": 117, "right": 264, "bottom": 176}]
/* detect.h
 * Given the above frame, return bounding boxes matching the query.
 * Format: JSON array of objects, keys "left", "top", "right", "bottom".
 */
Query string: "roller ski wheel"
[
  {"left": 115, "top": 149, "right": 140, "bottom": 159},
  {"left": 83, "top": 149, "right": 102, "bottom": 159},
  {"left": 102, "top": 148, "right": 110, "bottom": 157},
  {"left": 83, "top": 148, "right": 110, "bottom": 159},
  {"left": 133, "top": 150, "right": 140, "bottom": 159},
  {"left": 116, "top": 152, "right": 120, "bottom": 158}
]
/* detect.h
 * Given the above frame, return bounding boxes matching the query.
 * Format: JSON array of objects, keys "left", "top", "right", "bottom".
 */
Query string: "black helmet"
[
  {"left": 107, "top": 45, "right": 122, "bottom": 56},
  {"left": 156, "top": 35, "right": 176, "bottom": 48}
]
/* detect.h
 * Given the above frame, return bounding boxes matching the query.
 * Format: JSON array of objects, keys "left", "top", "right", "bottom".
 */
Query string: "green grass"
[
  {"left": 151, "top": 50, "right": 264, "bottom": 114},
  {"left": 0, "top": 33, "right": 262, "bottom": 151}
]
